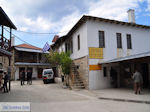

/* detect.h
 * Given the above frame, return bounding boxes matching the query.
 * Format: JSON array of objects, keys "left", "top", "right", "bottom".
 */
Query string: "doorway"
[
  {"left": 142, "top": 63, "right": 149, "bottom": 88},
  {"left": 19, "top": 67, "right": 25, "bottom": 80},
  {"left": 38, "top": 68, "right": 43, "bottom": 78},
  {"left": 27, "top": 67, "right": 33, "bottom": 72}
]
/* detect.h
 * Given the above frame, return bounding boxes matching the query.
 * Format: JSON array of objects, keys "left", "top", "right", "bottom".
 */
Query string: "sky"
[{"left": 0, "top": 0, "right": 150, "bottom": 48}]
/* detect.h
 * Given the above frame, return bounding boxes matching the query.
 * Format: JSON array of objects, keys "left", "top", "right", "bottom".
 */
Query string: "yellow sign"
[
  {"left": 89, "top": 47, "right": 103, "bottom": 59},
  {"left": 89, "top": 65, "right": 102, "bottom": 70}
]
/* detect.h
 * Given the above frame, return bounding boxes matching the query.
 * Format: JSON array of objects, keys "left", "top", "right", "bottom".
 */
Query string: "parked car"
[{"left": 42, "top": 69, "right": 54, "bottom": 84}]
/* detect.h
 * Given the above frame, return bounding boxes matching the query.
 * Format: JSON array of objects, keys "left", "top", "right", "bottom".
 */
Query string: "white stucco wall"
[
  {"left": 58, "top": 43, "right": 65, "bottom": 52},
  {"left": 70, "top": 22, "right": 88, "bottom": 60},
  {"left": 32, "top": 67, "right": 37, "bottom": 78},
  {"left": 58, "top": 22, "right": 88, "bottom": 60},
  {"left": 89, "top": 70, "right": 111, "bottom": 89},
  {"left": 15, "top": 67, "right": 19, "bottom": 80},
  {"left": 88, "top": 59, "right": 111, "bottom": 89}
]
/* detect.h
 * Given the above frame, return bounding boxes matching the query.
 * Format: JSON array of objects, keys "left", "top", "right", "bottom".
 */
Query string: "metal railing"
[{"left": 0, "top": 35, "right": 11, "bottom": 51}]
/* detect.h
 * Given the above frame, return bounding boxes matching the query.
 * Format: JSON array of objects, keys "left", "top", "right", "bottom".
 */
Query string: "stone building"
[
  {"left": 0, "top": 7, "right": 17, "bottom": 72},
  {"left": 52, "top": 9, "right": 150, "bottom": 90},
  {"left": 12, "top": 43, "right": 50, "bottom": 80},
  {"left": 0, "top": 7, "right": 17, "bottom": 90}
]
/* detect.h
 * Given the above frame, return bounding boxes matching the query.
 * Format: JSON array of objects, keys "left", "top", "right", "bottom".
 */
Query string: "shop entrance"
[{"left": 142, "top": 63, "right": 149, "bottom": 88}]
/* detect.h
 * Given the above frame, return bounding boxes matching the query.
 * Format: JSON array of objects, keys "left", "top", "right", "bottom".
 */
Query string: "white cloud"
[
  {"left": 57, "top": 0, "right": 143, "bottom": 36},
  {"left": 0, "top": 0, "right": 145, "bottom": 37},
  {"left": 57, "top": 11, "right": 82, "bottom": 36},
  {"left": 147, "top": 0, "right": 150, "bottom": 11},
  {"left": 88, "top": 0, "right": 141, "bottom": 20},
  {"left": 0, "top": 0, "right": 53, "bottom": 32}
]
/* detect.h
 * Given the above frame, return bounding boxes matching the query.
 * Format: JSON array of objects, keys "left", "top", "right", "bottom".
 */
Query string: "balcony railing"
[{"left": 0, "top": 35, "right": 11, "bottom": 51}]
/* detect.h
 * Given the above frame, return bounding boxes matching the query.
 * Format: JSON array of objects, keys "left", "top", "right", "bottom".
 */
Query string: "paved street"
[{"left": 0, "top": 80, "right": 150, "bottom": 112}]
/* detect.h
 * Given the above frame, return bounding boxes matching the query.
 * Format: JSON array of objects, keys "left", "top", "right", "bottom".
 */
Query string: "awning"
[
  {"left": 15, "top": 62, "right": 51, "bottom": 66},
  {"left": 0, "top": 7, "right": 17, "bottom": 29},
  {"left": 15, "top": 47, "right": 49, "bottom": 53},
  {"left": 0, "top": 48, "right": 12, "bottom": 56},
  {"left": 100, "top": 51, "right": 150, "bottom": 64}
]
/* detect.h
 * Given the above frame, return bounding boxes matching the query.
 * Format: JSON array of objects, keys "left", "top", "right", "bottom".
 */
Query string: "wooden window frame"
[
  {"left": 127, "top": 34, "right": 132, "bottom": 49},
  {"left": 71, "top": 40, "right": 73, "bottom": 54},
  {"left": 116, "top": 33, "right": 122, "bottom": 48},
  {"left": 77, "top": 35, "right": 80, "bottom": 50},
  {"left": 99, "top": 31, "right": 105, "bottom": 48}
]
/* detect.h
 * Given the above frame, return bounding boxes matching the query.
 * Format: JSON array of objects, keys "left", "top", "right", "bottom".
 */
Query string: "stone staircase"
[{"left": 71, "top": 63, "right": 85, "bottom": 89}]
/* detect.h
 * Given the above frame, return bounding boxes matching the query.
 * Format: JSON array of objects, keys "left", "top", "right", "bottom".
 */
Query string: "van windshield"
[{"left": 44, "top": 71, "right": 52, "bottom": 75}]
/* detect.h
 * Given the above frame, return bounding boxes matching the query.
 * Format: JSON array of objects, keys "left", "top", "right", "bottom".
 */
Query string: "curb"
[{"left": 99, "top": 97, "right": 150, "bottom": 104}]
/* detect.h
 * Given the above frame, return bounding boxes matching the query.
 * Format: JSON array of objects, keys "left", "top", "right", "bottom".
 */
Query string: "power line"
[
  {"left": 3, "top": 27, "right": 33, "bottom": 45},
  {"left": 13, "top": 29, "right": 68, "bottom": 35}
]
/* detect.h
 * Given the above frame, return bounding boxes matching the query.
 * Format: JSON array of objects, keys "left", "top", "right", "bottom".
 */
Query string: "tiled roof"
[
  {"left": 52, "top": 35, "right": 59, "bottom": 42},
  {"left": 15, "top": 44, "right": 42, "bottom": 50}
]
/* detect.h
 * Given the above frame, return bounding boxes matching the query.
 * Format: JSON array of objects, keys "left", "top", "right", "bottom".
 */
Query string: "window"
[
  {"left": 99, "top": 31, "right": 105, "bottom": 48},
  {"left": 65, "top": 41, "right": 72, "bottom": 53},
  {"left": 77, "top": 35, "right": 80, "bottom": 50},
  {"left": 103, "top": 67, "right": 107, "bottom": 77},
  {"left": 116, "top": 33, "right": 122, "bottom": 48},
  {"left": 39, "top": 53, "right": 41, "bottom": 60},
  {"left": 127, "top": 34, "right": 132, "bottom": 49},
  {"left": 71, "top": 40, "right": 73, "bottom": 53}
]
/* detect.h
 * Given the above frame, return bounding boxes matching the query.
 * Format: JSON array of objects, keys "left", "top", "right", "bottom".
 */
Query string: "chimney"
[
  {"left": 52, "top": 35, "right": 59, "bottom": 43},
  {"left": 127, "top": 9, "right": 135, "bottom": 23},
  {"left": 11, "top": 36, "right": 15, "bottom": 47}
]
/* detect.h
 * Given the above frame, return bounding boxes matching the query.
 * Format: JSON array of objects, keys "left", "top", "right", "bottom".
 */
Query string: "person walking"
[
  {"left": 29, "top": 70, "right": 32, "bottom": 85},
  {"left": 132, "top": 70, "right": 143, "bottom": 94},
  {"left": 3, "top": 71, "right": 8, "bottom": 93},
  {"left": 27, "top": 70, "right": 30, "bottom": 85},
  {"left": 20, "top": 70, "right": 25, "bottom": 86}
]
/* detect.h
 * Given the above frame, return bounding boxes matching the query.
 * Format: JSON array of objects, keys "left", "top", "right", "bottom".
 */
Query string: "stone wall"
[
  {"left": 0, "top": 56, "right": 9, "bottom": 71},
  {"left": 11, "top": 49, "right": 15, "bottom": 80},
  {"left": 73, "top": 56, "right": 89, "bottom": 89}
]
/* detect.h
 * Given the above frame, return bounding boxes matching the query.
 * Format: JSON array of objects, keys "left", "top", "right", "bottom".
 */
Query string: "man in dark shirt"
[
  {"left": 27, "top": 70, "right": 32, "bottom": 85},
  {"left": 29, "top": 70, "right": 32, "bottom": 85},
  {"left": 3, "top": 71, "right": 8, "bottom": 93},
  {"left": 20, "top": 70, "right": 25, "bottom": 86}
]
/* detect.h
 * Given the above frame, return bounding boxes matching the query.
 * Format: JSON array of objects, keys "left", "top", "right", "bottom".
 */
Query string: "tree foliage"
[{"left": 45, "top": 51, "right": 72, "bottom": 75}]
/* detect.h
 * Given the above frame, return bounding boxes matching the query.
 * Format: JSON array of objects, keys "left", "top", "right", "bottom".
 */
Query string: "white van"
[{"left": 42, "top": 69, "right": 54, "bottom": 84}]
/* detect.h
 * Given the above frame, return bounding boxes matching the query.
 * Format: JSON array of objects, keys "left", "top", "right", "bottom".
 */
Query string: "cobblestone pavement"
[{"left": 0, "top": 80, "right": 150, "bottom": 112}]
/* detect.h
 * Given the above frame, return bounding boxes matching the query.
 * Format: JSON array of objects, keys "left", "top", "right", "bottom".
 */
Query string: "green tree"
[
  {"left": 45, "top": 51, "right": 61, "bottom": 67},
  {"left": 45, "top": 51, "right": 72, "bottom": 86}
]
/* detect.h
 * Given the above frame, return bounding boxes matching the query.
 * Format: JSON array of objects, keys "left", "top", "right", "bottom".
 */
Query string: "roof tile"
[{"left": 15, "top": 44, "right": 42, "bottom": 50}]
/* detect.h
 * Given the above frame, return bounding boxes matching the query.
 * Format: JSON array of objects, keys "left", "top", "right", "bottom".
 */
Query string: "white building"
[{"left": 52, "top": 10, "right": 150, "bottom": 90}]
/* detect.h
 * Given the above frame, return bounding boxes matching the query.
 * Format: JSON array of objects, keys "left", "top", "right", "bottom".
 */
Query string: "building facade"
[
  {"left": 0, "top": 7, "right": 17, "bottom": 90},
  {"left": 12, "top": 44, "right": 50, "bottom": 80},
  {"left": 52, "top": 10, "right": 150, "bottom": 90}
]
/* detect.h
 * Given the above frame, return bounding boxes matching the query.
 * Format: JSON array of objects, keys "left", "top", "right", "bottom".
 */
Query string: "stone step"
[
  {"left": 72, "top": 85, "right": 85, "bottom": 89},
  {"left": 72, "top": 84, "right": 84, "bottom": 86}
]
